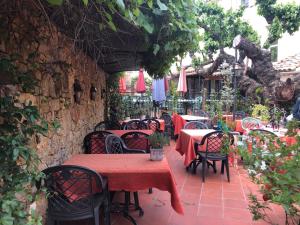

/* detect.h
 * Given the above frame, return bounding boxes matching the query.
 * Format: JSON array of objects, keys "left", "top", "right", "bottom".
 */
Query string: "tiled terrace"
[{"left": 70, "top": 141, "right": 286, "bottom": 225}]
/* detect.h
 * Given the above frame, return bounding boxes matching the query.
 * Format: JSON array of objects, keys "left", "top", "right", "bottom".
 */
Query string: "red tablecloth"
[
  {"left": 172, "top": 114, "right": 187, "bottom": 136},
  {"left": 64, "top": 154, "right": 184, "bottom": 214},
  {"left": 107, "top": 129, "right": 153, "bottom": 137},
  {"left": 235, "top": 120, "right": 244, "bottom": 133},
  {"left": 175, "top": 129, "right": 215, "bottom": 166}
]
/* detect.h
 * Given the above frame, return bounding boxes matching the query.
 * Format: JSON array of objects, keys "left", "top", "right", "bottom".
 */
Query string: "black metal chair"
[
  {"left": 121, "top": 131, "right": 150, "bottom": 153},
  {"left": 105, "top": 134, "right": 145, "bottom": 217},
  {"left": 194, "top": 131, "right": 233, "bottom": 182},
  {"left": 94, "top": 121, "right": 121, "bottom": 131},
  {"left": 160, "top": 113, "right": 174, "bottom": 139},
  {"left": 83, "top": 131, "right": 112, "bottom": 154},
  {"left": 123, "top": 120, "right": 148, "bottom": 130},
  {"left": 197, "top": 110, "right": 209, "bottom": 118},
  {"left": 184, "top": 121, "right": 208, "bottom": 129},
  {"left": 42, "top": 165, "right": 110, "bottom": 225},
  {"left": 142, "top": 118, "right": 160, "bottom": 132}
]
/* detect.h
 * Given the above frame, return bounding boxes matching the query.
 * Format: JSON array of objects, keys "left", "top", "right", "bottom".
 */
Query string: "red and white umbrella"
[
  {"left": 177, "top": 67, "right": 187, "bottom": 93},
  {"left": 119, "top": 77, "right": 126, "bottom": 93},
  {"left": 136, "top": 68, "right": 146, "bottom": 93}
]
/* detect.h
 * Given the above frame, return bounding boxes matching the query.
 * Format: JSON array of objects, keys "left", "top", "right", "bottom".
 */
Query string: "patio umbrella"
[
  {"left": 136, "top": 68, "right": 146, "bottom": 93},
  {"left": 119, "top": 77, "right": 126, "bottom": 93},
  {"left": 164, "top": 77, "right": 169, "bottom": 93},
  {"left": 177, "top": 67, "right": 187, "bottom": 93}
]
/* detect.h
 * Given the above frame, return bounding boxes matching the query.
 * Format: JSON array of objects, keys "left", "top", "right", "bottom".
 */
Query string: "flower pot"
[
  {"left": 150, "top": 148, "right": 164, "bottom": 161},
  {"left": 140, "top": 115, "right": 146, "bottom": 120}
]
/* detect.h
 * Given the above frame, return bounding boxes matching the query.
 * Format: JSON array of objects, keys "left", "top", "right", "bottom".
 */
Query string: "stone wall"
[{"left": 0, "top": 6, "right": 106, "bottom": 169}]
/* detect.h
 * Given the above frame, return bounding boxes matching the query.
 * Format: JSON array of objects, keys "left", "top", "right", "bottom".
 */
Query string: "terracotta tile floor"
[{"left": 69, "top": 141, "right": 286, "bottom": 225}]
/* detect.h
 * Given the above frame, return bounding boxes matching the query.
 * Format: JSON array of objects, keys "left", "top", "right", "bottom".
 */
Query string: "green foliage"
[
  {"left": 0, "top": 95, "right": 48, "bottom": 225},
  {"left": 0, "top": 53, "right": 57, "bottom": 225},
  {"left": 46, "top": 0, "right": 201, "bottom": 77},
  {"left": 286, "top": 120, "right": 300, "bottom": 137},
  {"left": 256, "top": 0, "right": 300, "bottom": 47},
  {"left": 107, "top": 72, "right": 125, "bottom": 121},
  {"left": 238, "top": 132, "right": 300, "bottom": 224},
  {"left": 251, "top": 104, "right": 270, "bottom": 121},
  {"left": 147, "top": 131, "right": 168, "bottom": 148},
  {"left": 196, "top": 2, "right": 259, "bottom": 56},
  {"left": 219, "top": 63, "right": 234, "bottom": 112}
]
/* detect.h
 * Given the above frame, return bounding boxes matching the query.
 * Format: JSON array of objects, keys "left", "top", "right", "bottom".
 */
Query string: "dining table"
[
  {"left": 175, "top": 129, "right": 215, "bottom": 166},
  {"left": 64, "top": 154, "right": 184, "bottom": 215},
  {"left": 172, "top": 114, "right": 210, "bottom": 136}
]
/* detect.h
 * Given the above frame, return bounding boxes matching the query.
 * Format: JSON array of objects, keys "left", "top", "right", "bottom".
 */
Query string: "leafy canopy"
[
  {"left": 256, "top": 0, "right": 300, "bottom": 47},
  {"left": 196, "top": 2, "right": 259, "bottom": 58},
  {"left": 47, "top": 0, "right": 200, "bottom": 78}
]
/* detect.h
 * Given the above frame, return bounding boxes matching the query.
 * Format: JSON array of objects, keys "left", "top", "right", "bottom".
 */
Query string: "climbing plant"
[{"left": 0, "top": 56, "right": 58, "bottom": 225}]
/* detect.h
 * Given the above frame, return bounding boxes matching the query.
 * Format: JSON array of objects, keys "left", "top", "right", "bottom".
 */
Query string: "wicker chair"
[
  {"left": 83, "top": 131, "right": 112, "bottom": 154},
  {"left": 123, "top": 120, "right": 148, "bottom": 130},
  {"left": 42, "top": 165, "right": 110, "bottom": 225},
  {"left": 184, "top": 121, "right": 208, "bottom": 129},
  {"left": 105, "top": 134, "right": 145, "bottom": 216},
  {"left": 194, "top": 131, "right": 234, "bottom": 182}
]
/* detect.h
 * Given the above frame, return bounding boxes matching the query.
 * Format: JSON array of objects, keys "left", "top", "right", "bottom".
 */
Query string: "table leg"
[{"left": 124, "top": 192, "right": 138, "bottom": 225}]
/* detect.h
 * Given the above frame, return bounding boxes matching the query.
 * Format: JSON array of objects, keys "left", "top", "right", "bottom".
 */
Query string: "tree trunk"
[{"left": 233, "top": 35, "right": 282, "bottom": 101}]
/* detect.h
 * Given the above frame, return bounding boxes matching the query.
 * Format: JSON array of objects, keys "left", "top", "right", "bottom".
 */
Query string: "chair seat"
[{"left": 199, "top": 152, "right": 227, "bottom": 161}]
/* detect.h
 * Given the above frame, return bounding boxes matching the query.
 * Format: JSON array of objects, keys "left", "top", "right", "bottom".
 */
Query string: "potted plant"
[{"left": 147, "top": 132, "right": 168, "bottom": 161}]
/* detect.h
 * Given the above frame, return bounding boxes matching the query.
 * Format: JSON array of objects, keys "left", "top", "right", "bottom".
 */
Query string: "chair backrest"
[
  {"left": 95, "top": 121, "right": 121, "bottom": 131},
  {"left": 142, "top": 118, "right": 160, "bottom": 132},
  {"left": 235, "top": 111, "right": 246, "bottom": 119},
  {"left": 42, "top": 165, "right": 104, "bottom": 215},
  {"left": 249, "top": 129, "right": 278, "bottom": 149},
  {"left": 94, "top": 121, "right": 106, "bottom": 131},
  {"left": 83, "top": 131, "right": 112, "bottom": 154},
  {"left": 121, "top": 131, "right": 150, "bottom": 153},
  {"left": 197, "top": 110, "right": 209, "bottom": 118},
  {"left": 105, "top": 134, "right": 125, "bottom": 154},
  {"left": 184, "top": 121, "right": 208, "bottom": 129},
  {"left": 160, "top": 113, "right": 172, "bottom": 126},
  {"left": 123, "top": 120, "right": 148, "bottom": 130},
  {"left": 199, "top": 131, "right": 233, "bottom": 154},
  {"left": 242, "top": 117, "right": 262, "bottom": 131}
]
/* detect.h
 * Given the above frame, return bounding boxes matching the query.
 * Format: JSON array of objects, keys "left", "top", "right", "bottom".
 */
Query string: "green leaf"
[
  {"left": 133, "top": 8, "right": 140, "bottom": 17},
  {"left": 82, "top": 0, "right": 88, "bottom": 6},
  {"left": 157, "top": 0, "right": 168, "bottom": 11},
  {"left": 147, "top": 0, "right": 153, "bottom": 8},
  {"left": 153, "top": 44, "right": 160, "bottom": 55},
  {"left": 47, "top": 0, "right": 63, "bottom": 5},
  {"left": 107, "top": 20, "right": 117, "bottom": 31},
  {"left": 116, "top": 0, "right": 125, "bottom": 10}
]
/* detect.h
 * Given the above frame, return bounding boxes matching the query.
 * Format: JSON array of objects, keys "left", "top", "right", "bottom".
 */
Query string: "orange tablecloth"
[
  {"left": 64, "top": 154, "right": 184, "bottom": 214},
  {"left": 175, "top": 129, "right": 215, "bottom": 166},
  {"left": 107, "top": 129, "right": 153, "bottom": 137}
]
